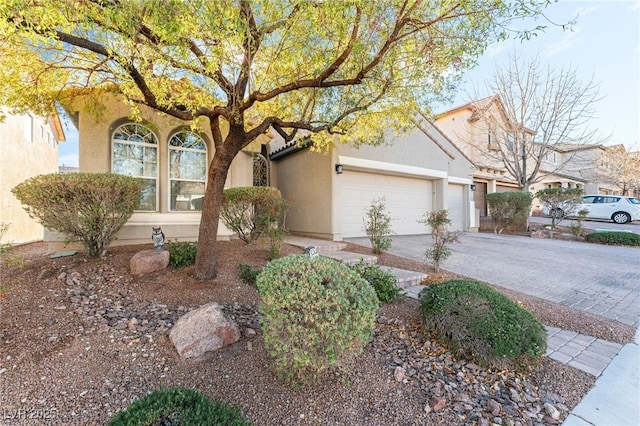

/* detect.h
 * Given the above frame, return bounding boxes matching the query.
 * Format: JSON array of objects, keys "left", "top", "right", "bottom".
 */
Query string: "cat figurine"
[{"left": 151, "top": 227, "right": 165, "bottom": 251}]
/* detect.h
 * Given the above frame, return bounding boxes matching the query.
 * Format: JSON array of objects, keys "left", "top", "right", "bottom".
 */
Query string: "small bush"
[
  {"left": 165, "top": 240, "right": 198, "bottom": 269},
  {"left": 257, "top": 255, "right": 379, "bottom": 385},
  {"left": 569, "top": 209, "right": 589, "bottom": 240},
  {"left": 486, "top": 191, "right": 533, "bottom": 234},
  {"left": 237, "top": 263, "right": 262, "bottom": 286},
  {"left": 419, "top": 280, "right": 546, "bottom": 370},
  {"left": 11, "top": 173, "right": 142, "bottom": 257},
  {"left": 220, "top": 186, "right": 285, "bottom": 244},
  {"left": 351, "top": 260, "right": 404, "bottom": 303},
  {"left": 363, "top": 197, "right": 394, "bottom": 254},
  {"left": 107, "top": 387, "right": 250, "bottom": 426},
  {"left": 585, "top": 231, "right": 640, "bottom": 246},
  {"left": 418, "top": 210, "right": 459, "bottom": 273}
]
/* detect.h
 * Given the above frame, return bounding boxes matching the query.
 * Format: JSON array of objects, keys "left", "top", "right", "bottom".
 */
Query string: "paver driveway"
[{"left": 347, "top": 233, "right": 640, "bottom": 327}]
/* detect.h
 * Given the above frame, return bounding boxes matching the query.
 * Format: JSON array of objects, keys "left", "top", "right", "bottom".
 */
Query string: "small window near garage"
[
  {"left": 112, "top": 123, "right": 159, "bottom": 211},
  {"left": 169, "top": 131, "right": 207, "bottom": 211}
]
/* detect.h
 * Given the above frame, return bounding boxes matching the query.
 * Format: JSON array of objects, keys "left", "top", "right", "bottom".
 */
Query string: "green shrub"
[
  {"left": 419, "top": 280, "right": 546, "bottom": 370},
  {"left": 107, "top": 387, "right": 250, "bottom": 426},
  {"left": 486, "top": 191, "right": 533, "bottom": 234},
  {"left": 165, "top": 240, "right": 198, "bottom": 269},
  {"left": 11, "top": 173, "right": 142, "bottom": 257},
  {"left": 237, "top": 263, "right": 262, "bottom": 286},
  {"left": 220, "top": 186, "right": 285, "bottom": 244},
  {"left": 351, "top": 260, "right": 403, "bottom": 303},
  {"left": 257, "top": 255, "right": 379, "bottom": 385},
  {"left": 585, "top": 231, "right": 640, "bottom": 246},
  {"left": 363, "top": 197, "right": 394, "bottom": 254}
]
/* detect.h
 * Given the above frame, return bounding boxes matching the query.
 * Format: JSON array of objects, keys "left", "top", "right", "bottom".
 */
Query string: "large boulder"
[
  {"left": 130, "top": 250, "right": 170, "bottom": 276},
  {"left": 169, "top": 302, "right": 240, "bottom": 360}
]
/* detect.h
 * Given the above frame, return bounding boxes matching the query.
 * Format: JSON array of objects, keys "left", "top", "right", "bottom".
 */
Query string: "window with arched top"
[
  {"left": 169, "top": 131, "right": 207, "bottom": 211},
  {"left": 112, "top": 123, "right": 158, "bottom": 211}
]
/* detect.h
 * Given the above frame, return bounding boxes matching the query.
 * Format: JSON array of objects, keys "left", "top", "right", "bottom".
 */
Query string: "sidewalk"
[{"left": 561, "top": 327, "right": 640, "bottom": 426}]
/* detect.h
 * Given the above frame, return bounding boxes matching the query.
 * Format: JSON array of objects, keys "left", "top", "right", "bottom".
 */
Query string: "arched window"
[
  {"left": 169, "top": 131, "right": 207, "bottom": 211},
  {"left": 112, "top": 123, "right": 158, "bottom": 211}
]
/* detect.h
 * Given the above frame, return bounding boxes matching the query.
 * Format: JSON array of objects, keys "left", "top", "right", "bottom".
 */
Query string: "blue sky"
[
  {"left": 58, "top": 0, "right": 640, "bottom": 167},
  {"left": 441, "top": 0, "right": 640, "bottom": 151}
]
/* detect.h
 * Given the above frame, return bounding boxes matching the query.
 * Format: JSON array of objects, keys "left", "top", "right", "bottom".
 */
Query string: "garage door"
[
  {"left": 447, "top": 184, "right": 465, "bottom": 232},
  {"left": 341, "top": 170, "right": 432, "bottom": 237}
]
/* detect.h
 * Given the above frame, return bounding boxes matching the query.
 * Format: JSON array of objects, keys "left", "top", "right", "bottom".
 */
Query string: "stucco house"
[
  {"left": 52, "top": 94, "right": 257, "bottom": 249},
  {"left": 49, "top": 95, "right": 475, "bottom": 249},
  {"left": 433, "top": 95, "right": 620, "bottom": 216},
  {"left": 434, "top": 95, "right": 532, "bottom": 216},
  {"left": 0, "top": 108, "right": 65, "bottom": 245},
  {"left": 269, "top": 118, "right": 476, "bottom": 239}
]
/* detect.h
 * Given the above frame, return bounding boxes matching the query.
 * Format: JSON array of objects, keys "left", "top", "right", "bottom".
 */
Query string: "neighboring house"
[
  {"left": 269, "top": 117, "right": 476, "bottom": 239},
  {"left": 434, "top": 95, "right": 529, "bottom": 216},
  {"left": 434, "top": 95, "right": 622, "bottom": 216},
  {"left": 0, "top": 108, "right": 65, "bottom": 245},
  {"left": 528, "top": 144, "right": 631, "bottom": 193},
  {"left": 51, "top": 95, "right": 475, "bottom": 250}
]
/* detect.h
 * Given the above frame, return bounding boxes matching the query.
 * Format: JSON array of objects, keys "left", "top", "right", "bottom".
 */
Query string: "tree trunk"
[{"left": 193, "top": 141, "right": 237, "bottom": 280}]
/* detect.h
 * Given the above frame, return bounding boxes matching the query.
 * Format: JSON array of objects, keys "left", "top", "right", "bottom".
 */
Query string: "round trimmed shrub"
[
  {"left": 419, "top": 280, "right": 546, "bottom": 370},
  {"left": 107, "top": 387, "right": 250, "bottom": 425},
  {"left": 257, "top": 255, "right": 380, "bottom": 384}
]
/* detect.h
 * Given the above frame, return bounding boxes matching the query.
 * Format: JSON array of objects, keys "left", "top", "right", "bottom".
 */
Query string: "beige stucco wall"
[
  {"left": 0, "top": 111, "right": 61, "bottom": 245},
  {"left": 46, "top": 95, "right": 252, "bottom": 250},
  {"left": 336, "top": 123, "right": 474, "bottom": 180},
  {"left": 271, "top": 149, "right": 335, "bottom": 239}
]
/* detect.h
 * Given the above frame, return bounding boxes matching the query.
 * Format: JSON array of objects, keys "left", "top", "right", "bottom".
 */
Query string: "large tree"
[
  {"left": 476, "top": 53, "right": 605, "bottom": 191},
  {"left": 0, "top": 0, "right": 552, "bottom": 279}
]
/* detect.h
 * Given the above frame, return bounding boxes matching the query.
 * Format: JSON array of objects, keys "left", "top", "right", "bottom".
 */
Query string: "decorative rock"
[
  {"left": 394, "top": 366, "right": 406, "bottom": 382},
  {"left": 169, "top": 302, "right": 240, "bottom": 360},
  {"left": 487, "top": 399, "right": 501, "bottom": 415},
  {"left": 544, "top": 403, "right": 560, "bottom": 420},
  {"left": 429, "top": 396, "right": 446, "bottom": 411},
  {"left": 130, "top": 250, "right": 169, "bottom": 276}
]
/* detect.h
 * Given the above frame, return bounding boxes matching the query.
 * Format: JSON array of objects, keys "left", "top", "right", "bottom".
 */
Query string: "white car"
[{"left": 545, "top": 194, "right": 640, "bottom": 224}]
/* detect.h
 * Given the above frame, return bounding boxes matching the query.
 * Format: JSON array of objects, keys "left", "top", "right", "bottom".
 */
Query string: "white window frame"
[
  {"left": 111, "top": 123, "right": 159, "bottom": 211},
  {"left": 168, "top": 131, "right": 208, "bottom": 212}
]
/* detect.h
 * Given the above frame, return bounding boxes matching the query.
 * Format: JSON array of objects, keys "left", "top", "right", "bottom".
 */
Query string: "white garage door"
[
  {"left": 447, "top": 184, "right": 465, "bottom": 232},
  {"left": 341, "top": 170, "right": 432, "bottom": 238}
]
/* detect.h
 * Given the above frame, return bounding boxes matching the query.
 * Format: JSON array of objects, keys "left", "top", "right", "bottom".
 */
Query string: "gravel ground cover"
[{"left": 0, "top": 239, "right": 635, "bottom": 425}]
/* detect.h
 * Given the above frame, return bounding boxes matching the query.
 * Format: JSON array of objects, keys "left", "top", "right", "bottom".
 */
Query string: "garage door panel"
[
  {"left": 447, "top": 184, "right": 465, "bottom": 232},
  {"left": 342, "top": 171, "right": 432, "bottom": 237}
]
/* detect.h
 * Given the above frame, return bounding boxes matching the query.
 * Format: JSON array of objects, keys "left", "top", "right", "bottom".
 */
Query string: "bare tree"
[
  {"left": 478, "top": 53, "right": 606, "bottom": 191},
  {"left": 598, "top": 145, "right": 640, "bottom": 196}
]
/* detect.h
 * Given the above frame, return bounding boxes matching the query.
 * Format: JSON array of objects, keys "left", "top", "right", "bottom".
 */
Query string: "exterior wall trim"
[{"left": 337, "top": 155, "right": 448, "bottom": 179}]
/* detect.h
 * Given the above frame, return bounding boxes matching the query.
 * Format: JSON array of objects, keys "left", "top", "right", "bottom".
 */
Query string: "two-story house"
[{"left": 434, "top": 95, "right": 529, "bottom": 216}]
